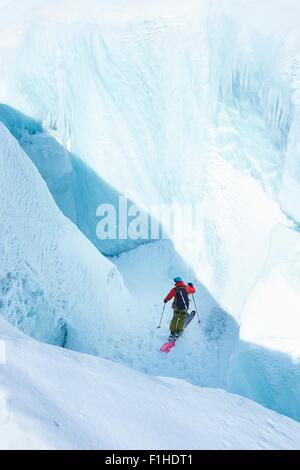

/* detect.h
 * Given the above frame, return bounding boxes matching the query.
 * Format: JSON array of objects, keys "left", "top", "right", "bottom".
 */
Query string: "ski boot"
[{"left": 174, "top": 331, "right": 183, "bottom": 340}]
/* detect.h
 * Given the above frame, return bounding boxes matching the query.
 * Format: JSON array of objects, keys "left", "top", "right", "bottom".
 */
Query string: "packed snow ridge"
[
  {"left": 0, "top": 0, "right": 300, "bottom": 447},
  {"left": 1, "top": 316, "right": 300, "bottom": 450}
]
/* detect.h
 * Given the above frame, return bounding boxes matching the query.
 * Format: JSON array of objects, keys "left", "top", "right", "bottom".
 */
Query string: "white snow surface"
[{"left": 1, "top": 316, "right": 300, "bottom": 450}]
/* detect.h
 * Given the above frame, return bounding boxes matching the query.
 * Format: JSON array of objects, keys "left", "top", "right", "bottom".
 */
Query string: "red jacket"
[{"left": 164, "top": 281, "right": 196, "bottom": 303}]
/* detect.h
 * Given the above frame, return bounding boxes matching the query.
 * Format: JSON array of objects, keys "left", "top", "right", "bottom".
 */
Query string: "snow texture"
[{"left": 1, "top": 316, "right": 300, "bottom": 450}]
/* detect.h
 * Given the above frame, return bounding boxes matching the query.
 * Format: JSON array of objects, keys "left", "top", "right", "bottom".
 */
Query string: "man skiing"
[{"left": 164, "top": 277, "right": 196, "bottom": 341}]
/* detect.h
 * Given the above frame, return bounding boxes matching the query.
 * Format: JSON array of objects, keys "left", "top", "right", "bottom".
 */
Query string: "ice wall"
[
  {"left": 0, "top": 122, "right": 130, "bottom": 353},
  {"left": 0, "top": 104, "right": 152, "bottom": 256},
  {"left": 227, "top": 224, "right": 300, "bottom": 421}
]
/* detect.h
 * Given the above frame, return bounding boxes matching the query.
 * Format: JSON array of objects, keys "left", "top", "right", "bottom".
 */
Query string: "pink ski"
[{"left": 160, "top": 340, "right": 176, "bottom": 353}]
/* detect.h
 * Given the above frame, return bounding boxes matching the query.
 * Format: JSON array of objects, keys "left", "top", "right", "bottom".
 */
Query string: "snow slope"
[
  {"left": 1, "top": 316, "right": 300, "bottom": 450},
  {"left": 0, "top": 122, "right": 129, "bottom": 354},
  {"left": 112, "top": 240, "right": 238, "bottom": 389}
]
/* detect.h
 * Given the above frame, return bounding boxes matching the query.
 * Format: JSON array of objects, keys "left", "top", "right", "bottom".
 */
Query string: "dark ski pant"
[{"left": 170, "top": 309, "right": 188, "bottom": 334}]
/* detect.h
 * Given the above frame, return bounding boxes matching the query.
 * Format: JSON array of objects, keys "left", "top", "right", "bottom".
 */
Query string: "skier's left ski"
[{"left": 185, "top": 310, "right": 196, "bottom": 328}]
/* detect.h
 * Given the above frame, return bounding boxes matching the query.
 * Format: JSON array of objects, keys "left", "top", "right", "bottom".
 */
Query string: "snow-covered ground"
[
  {"left": 1, "top": 316, "right": 300, "bottom": 450},
  {"left": 111, "top": 240, "right": 238, "bottom": 389}
]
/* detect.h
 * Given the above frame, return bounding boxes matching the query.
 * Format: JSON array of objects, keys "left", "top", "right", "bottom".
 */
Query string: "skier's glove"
[
  {"left": 188, "top": 282, "right": 194, "bottom": 287},
  {"left": 164, "top": 299, "right": 168, "bottom": 303}
]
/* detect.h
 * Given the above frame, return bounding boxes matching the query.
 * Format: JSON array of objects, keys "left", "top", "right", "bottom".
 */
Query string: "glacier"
[{"left": 0, "top": 0, "right": 300, "bottom": 445}]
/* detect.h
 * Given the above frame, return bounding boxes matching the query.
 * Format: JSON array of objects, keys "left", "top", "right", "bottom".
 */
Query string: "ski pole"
[
  {"left": 192, "top": 295, "right": 201, "bottom": 323},
  {"left": 157, "top": 304, "right": 166, "bottom": 329}
]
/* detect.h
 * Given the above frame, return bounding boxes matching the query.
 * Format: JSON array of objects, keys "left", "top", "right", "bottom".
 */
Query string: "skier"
[{"left": 164, "top": 277, "right": 196, "bottom": 341}]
